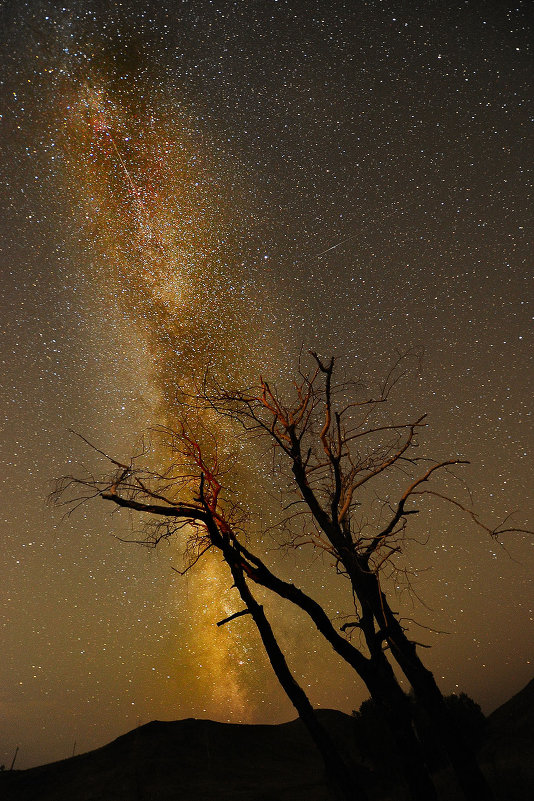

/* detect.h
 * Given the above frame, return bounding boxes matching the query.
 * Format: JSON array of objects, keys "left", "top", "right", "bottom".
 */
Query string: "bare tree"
[
  {"left": 209, "top": 351, "right": 532, "bottom": 801},
  {"left": 55, "top": 353, "right": 528, "bottom": 800},
  {"left": 56, "top": 413, "right": 442, "bottom": 800},
  {"left": 55, "top": 428, "right": 369, "bottom": 801}
]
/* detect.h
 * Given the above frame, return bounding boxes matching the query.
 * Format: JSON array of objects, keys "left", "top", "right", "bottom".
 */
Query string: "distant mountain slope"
[
  {"left": 0, "top": 710, "right": 366, "bottom": 801},
  {"left": 2, "top": 680, "right": 533, "bottom": 801},
  {"left": 477, "top": 678, "right": 534, "bottom": 801},
  {"left": 486, "top": 677, "right": 534, "bottom": 742}
]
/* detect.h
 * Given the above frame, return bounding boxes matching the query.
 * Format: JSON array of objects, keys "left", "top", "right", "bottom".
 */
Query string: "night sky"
[{"left": 1, "top": 0, "right": 533, "bottom": 770}]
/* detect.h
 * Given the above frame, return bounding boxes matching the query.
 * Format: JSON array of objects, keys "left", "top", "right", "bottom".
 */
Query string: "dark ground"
[{"left": 1, "top": 679, "right": 533, "bottom": 801}]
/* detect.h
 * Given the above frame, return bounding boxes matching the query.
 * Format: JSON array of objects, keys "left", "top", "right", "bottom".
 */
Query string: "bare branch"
[
  {"left": 364, "top": 460, "right": 468, "bottom": 559},
  {"left": 216, "top": 609, "right": 251, "bottom": 627},
  {"left": 101, "top": 491, "right": 207, "bottom": 522}
]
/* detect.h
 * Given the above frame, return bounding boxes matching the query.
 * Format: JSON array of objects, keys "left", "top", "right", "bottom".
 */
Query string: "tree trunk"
[
  {"left": 389, "top": 636, "right": 493, "bottom": 801},
  {"left": 223, "top": 550, "right": 368, "bottom": 801},
  {"left": 360, "top": 566, "right": 494, "bottom": 801},
  {"left": 351, "top": 609, "right": 438, "bottom": 801},
  {"left": 370, "top": 671, "right": 438, "bottom": 801},
  {"left": 233, "top": 535, "right": 438, "bottom": 801}
]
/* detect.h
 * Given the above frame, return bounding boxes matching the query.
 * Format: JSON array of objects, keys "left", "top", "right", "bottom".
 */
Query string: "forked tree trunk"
[
  {"left": 346, "top": 602, "right": 437, "bottom": 801},
  {"left": 360, "top": 568, "right": 494, "bottom": 801},
  {"left": 367, "top": 667, "right": 438, "bottom": 801},
  {"left": 389, "top": 635, "right": 493, "bottom": 801},
  {"left": 223, "top": 551, "right": 368, "bottom": 801},
  {"left": 225, "top": 528, "right": 438, "bottom": 801}
]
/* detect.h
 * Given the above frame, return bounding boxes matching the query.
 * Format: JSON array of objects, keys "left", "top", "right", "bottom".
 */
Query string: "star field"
[{"left": 1, "top": 0, "right": 532, "bottom": 769}]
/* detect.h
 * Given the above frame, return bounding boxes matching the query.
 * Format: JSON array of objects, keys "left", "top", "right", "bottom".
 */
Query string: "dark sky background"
[{"left": 1, "top": 0, "right": 533, "bottom": 770}]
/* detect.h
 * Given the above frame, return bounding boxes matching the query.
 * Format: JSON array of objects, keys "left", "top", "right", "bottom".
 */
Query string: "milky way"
[{"left": 1, "top": 0, "right": 532, "bottom": 769}]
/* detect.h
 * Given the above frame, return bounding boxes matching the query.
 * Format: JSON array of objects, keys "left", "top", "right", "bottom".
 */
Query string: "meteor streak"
[{"left": 316, "top": 236, "right": 354, "bottom": 258}]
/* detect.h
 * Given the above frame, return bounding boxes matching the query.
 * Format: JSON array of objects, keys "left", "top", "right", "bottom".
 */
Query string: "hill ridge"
[{"left": 1, "top": 681, "right": 533, "bottom": 800}]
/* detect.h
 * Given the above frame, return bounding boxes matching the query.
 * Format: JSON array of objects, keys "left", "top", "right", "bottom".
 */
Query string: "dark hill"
[
  {"left": 486, "top": 677, "right": 534, "bottom": 742},
  {"left": 477, "top": 678, "right": 534, "bottom": 799},
  {"left": 0, "top": 710, "right": 366, "bottom": 801},
  {"left": 2, "top": 680, "right": 534, "bottom": 801}
]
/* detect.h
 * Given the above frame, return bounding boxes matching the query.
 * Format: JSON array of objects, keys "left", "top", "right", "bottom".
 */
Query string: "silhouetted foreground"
[
  {"left": 2, "top": 680, "right": 533, "bottom": 801},
  {"left": 1, "top": 710, "right": 364, "bottom": 801}
]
